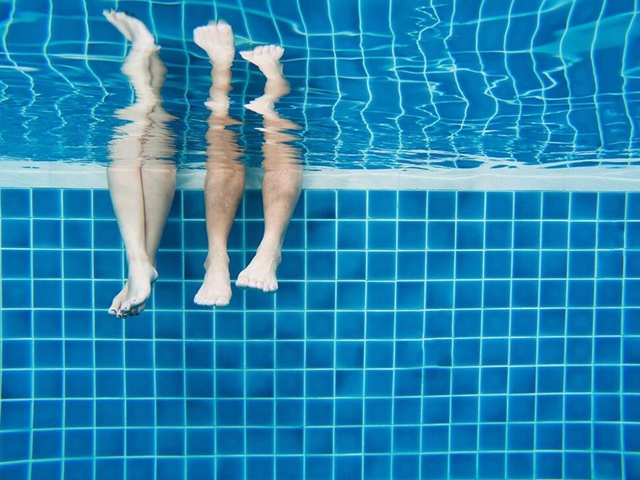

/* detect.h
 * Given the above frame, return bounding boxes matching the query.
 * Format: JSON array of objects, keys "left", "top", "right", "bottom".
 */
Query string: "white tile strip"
[{"left": 0, "top": 160, "right": 639, "bottom": 191}]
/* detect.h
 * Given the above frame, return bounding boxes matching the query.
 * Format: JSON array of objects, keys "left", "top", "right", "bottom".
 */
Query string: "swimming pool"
[{"left": 1, "top": 1, "right": 640, "bottom": 479}]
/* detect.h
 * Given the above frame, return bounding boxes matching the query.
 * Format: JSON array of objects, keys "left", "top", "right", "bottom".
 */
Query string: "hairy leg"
[
  {"left": 193, "top": 20, "right": 245, "bottom": 307},
  {"left": 236, "top": 45, "right": 302, "bottom": 292}
]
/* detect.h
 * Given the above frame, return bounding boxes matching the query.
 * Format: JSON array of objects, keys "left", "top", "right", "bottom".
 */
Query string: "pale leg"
[
  {"left": 104, "top": 10, "right": 176, "bottom": 317},
  {"left": 236, "top": 46, "right": 302, "bottom": 292},
  {"left": 193, "top": 21, "right": 245, "bottom": 307}
]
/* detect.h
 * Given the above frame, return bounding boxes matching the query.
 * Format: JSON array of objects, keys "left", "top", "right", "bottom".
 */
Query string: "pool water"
[
  {"left": 1, "top": 0, "right": 640, "bottom": 479},
  {"left": 0, "top": 0, "right": 639, "bottom": 169}
]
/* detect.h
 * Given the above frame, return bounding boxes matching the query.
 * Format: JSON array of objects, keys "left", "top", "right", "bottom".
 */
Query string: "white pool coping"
[{"left": 0, "top": 160, "right": 639, "bottom": 191}]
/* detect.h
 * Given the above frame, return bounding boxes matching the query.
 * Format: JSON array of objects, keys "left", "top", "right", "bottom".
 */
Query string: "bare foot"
[
  {"left": 236, "top": 249, "right": 281, "bottom": 293},
  {"left": 103, "top": 10, "right": 158, "bottom": 52},
  {"left": 193, "top": 20, "right": 235, "bottom": 66},
  {"left": 109, "top": 262, "right": 158, "bottom": 318},
  {"left": 239, "top": 45, "right": 285, "bottom": 81},
  {"left": 194, "top": 254, "right": 232, "bottom": 307},
  {"left": 109, "top": 284, "right": 148, "bottom": 317}
]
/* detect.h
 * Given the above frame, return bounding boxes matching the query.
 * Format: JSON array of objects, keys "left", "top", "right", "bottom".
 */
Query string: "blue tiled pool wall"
[
  {"left": 1, "top": 188, "right": 640, "bottom": 479},
  {"left": 1, "top": 0, "right": 640, "bottom": 168}
]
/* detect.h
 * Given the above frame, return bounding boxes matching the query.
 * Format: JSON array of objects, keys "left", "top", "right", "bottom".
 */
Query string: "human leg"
[
  {"left": 193, "top": 21, "right": 245, "bottom": 307},
  {"left": 236, "top": 45, "right": 302, "bottom": 292},
  {"left": 105, "top": 10, "right": 176, "bottom": 317}
]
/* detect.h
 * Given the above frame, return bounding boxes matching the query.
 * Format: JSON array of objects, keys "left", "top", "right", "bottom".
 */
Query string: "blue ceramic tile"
[
  {"left": 366, "top": 282, "right": 395, "bottom": 310},
  {"left": 511, "top": 280, "right": 538, "bottom": 307},
  {"left": 571, "top": 192, "right": 597, "bottom": 219},
  {"left": 93, "top": 250, "right": 123, "bottom": 279},
  {"left": 595, "top": 308, "right": 621, "bottom": 336},
  {"left": 63, "top": 219, "right": 92, "bottom": 248},
  {"left": 427, "top": 251, "right": 454, "bottom": 279},
  {"left": 456, "top": 222, "right": 484, "bottom": 249},
  {"left": 0, "top": 432, "right": 28, "bottom": 463},
  {"left": 2, "top": 249, "right": 30, "bottom": 279},
  {"left": 2, "top": 219, "right": 31, "bottom": 247},
  {"left": 396, "top": 251, "right": 425, "bottom": 280},
  {"left": 64, "top": 429, "right": 94, "bottom": 458},
  {"left": 421, "top": 455, "right": 448, "bottom": 479},
  {"left": 543, "top": 192, "right": 570, "bottom": 219},
  {"left": 1, "top": 189, "right": 31, "bottom": 219},
  {"left": 515, "top": 192, "right": 541, "bottom": 219},
  {"left": 478, "top": 453, "right": 505, "bottom": 478},
  {"left": 396, "top": 281, "right": 424, "bottom": 310},
  {"left": 428, "top": 191, "right": 455, "bottom": 219},
  {"left": 63, "top": 250, "right": 92, "bottom": 278},
  {"left": 63, "top": 398, "right": 94, "bottom": 429},
  {"left": 513, "top": 221, "right": 540, "bottom": 248},
  {"left": 182, "top": 190, "right": 205, "bottom": 219},
  {"left": 307, "top": 251, "right": 335, "bottom": 279},
  {"left": 424, "top": 311, "right": 453, "bottom": 341},
  {"left": 307, "top": 220, "right": 336, "bottom": 249},
  {"left": 305, "top": 400, "right": 332, "bottom": 428},
  {"left": 94, "top": 220, "right": 121, "bottom": 248},
  {"left": 541, "top": 221, "right": 568, "bottom": 248},
  {"left": 367, "top": 191, "right": 396, "bottom": 220},
  {"left": 93, "top": 191, "right": 115, "bottom": 219},
  {"left": 599, "top": 192, "right": 625, "bottom": 220},
  {"left": 125, "top": 428, "right": 156, "bottom": 457},
  {"left": 457, "top": 192, "right": 485, "bottom": 219},
  {"left": 63, "top": 190, "right": 92, "bottom": 218},
  {"left": 450, "top": 396, "right": 478, "bottom": 422},
  {"left": 486, "top": 192, "right": 513, "bottom": 219},
  {"left": 33, "top": 370, "right": 61, "bottom": 399},
  {"left": 366, "top": 252, "right": 395, "bottom": 280},
  {"left": 276, "top": 457, "right": 302, "bottom": 479},
  {"left": 485, "top": 221, "right": 512, "bottom": 249},
  {"left": 2, "top": 280, "right": 32, "bottom": 308},
  {"left": 306, "top": 281, "right": 336, "bottom": 309},
  {"left": 0, "top": 401, "right": 31, "bottom": 430},
  {"left": 2, "top": 310, "right": 32, "bottom": 338},
  {"left": 364, "top": 427, "right": 391, "bottom": 453},
  {"left": 307, "top": 190, "right": 336, "bottom": 219},
  {"left": 398, "top": 221, "right": 425, "bottom": 249},
  {"left": 246, "top": 457, "right": 273, "bottom": 480},
  {"left": 423, "top": 425, "right": 449, "bottom": 452},
  {"left": 398, "top": 191, "right": 426, "bottom": 219},
  {"left": 596, "top": 279, "right": 623, "bottom": 307},
  {"left": 161, "top": 220, "right": 183, "bottom": 249},
  {"left": 126, "top": 459, "right": 155, "bottom": 479},
  {"left": 338, "top": 191, "right": 366, "bottom": 219},
  {"left": 454, "top": 280, "right": 482, "bottom": 308},
  {"left": 337, "top": 221, "right": 366, "bottom": 249},
  {"left": 628, "top": 193, "right": 640, "bottom": 219},
  {"left": 33, "top": 400, "right": 63, "bottom": 429},
  {"left": 96, "top": 428, "right": 125, "bottom": 457},
  {"left": 367, "top": 221, "right": 396, "bottom": 249},
  {"left": 33, "top": 189, "right": 61, "bottom": 218},
  {"left": 482, "top": 280, "right": 509, "bottom": 308},
  {"left": 335, "top": 455, "right": 362, "bottom": 478},
  {"left": 427, "top": 221, "right": 455, "bottom": 250},
  {"left": 336, "top": 281, "right": 366, "bottom": 310},
  {"left": 598, "top": 221, "right": 625, "bottom": 248},
  {"left": 31, "top": 462, "right": 61, "bottom": 479},
  {"left": 512, "top": 250, "right": 538, "bottom": 278}
]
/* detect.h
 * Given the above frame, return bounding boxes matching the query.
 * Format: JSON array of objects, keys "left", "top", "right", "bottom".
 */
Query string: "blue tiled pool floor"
[{"left": 1, "top": 188, "right": 640, "bottom": 479}]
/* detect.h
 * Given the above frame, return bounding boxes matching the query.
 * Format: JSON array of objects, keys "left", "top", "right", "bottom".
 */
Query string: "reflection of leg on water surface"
[
  {"left": 193, "top": 23, "right": 302, "bottom": 306},
  {"left": 104, "top": 11, "right": 176, "bottom": 318}
]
